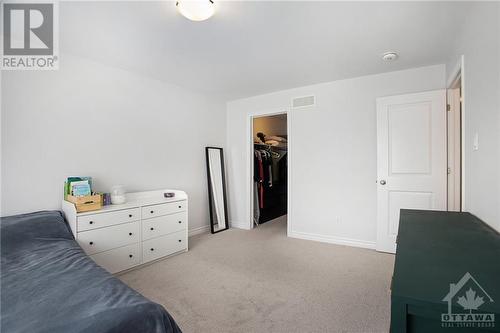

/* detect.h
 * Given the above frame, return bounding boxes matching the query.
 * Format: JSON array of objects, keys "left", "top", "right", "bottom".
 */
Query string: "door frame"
[
  {"left": 446, "top": 85, "right": 461, "bottom": 211},
  {"left": 246, "top": 108, "right": 291, "bottom": 235},
  {"left": 446, "top": 55, "right": 466, "bottom": 210}
]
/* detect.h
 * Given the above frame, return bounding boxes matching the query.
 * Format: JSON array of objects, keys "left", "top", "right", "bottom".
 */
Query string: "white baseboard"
[
  {"left": 288, "top": 230, "right": 376, "bottom": 250},
  {"left": 188, "top": 225, "right": 210, "bottom": 237},
  {"left": 230, "top": 221, "right": 250, "bottom": 230}
]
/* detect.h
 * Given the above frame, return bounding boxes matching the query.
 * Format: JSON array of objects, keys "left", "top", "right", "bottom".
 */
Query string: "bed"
[{"left": 0, "top": 211, "right": 182, "bottom": 333}]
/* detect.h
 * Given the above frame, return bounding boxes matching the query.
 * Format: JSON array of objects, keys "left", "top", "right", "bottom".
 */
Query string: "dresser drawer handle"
[
  {"left": 178, "top": 239, "right": 182, "bottom": 242},
  {"left": 150, "top": 248, "right": 154, "bottom": 251},
  {"left": 129, "top": 232, "right": 133, "bottom": 236},
  {"left": 89, "top": 221, "right": 94, "bottom": 225},
  {"left": 150, "top": 210, "right": 154, "bottom": 214},
  {"left": 178, "top": 221, "right": 182, "bottom": 224},
  {"left": 178, "top": 206, "right": 181, "bottom": 208},
  {"left": 129, "top": 214, "right": 132, "bottom": 218},
  {"left": 129, "top": 254, "right": 133, "bottom": 258},
  {"left": 150, "top": 227, "right": 154, "bottom": 231},
  {"left": 89, "top": 241, "right": 94, "bottom": 245}
]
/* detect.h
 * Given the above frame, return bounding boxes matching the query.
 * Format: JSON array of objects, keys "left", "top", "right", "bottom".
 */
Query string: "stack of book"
[{"left": 64, "top": 177, "right": 92, "bottom": 199}]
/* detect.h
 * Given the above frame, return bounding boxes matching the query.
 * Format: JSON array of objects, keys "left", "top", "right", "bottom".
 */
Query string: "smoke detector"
[{"left": 382, "top": 52, "right": 399, "bottom": 62}]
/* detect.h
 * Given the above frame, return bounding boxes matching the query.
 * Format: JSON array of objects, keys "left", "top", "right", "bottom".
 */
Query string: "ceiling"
[{"left": 60, "top": 1, "right": 470, "bottom": 100}]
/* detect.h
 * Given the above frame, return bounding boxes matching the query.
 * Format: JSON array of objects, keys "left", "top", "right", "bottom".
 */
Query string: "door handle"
[{"left": 380, "top": 180, "right": 386, "bottom": 185}]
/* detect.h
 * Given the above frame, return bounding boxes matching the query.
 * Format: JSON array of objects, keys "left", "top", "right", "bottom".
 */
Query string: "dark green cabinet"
[{"left": 391, "top": 210, "right": 500, "bottom": 332}]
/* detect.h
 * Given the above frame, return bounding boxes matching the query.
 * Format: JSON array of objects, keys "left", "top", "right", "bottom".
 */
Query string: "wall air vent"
[{"left": 291, "top": 95, "right": 315, "bottom": 108}]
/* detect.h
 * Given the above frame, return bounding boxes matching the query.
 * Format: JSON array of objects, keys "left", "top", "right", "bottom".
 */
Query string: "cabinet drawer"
[
  {"left": 77, "top": 208, "right": 140, "bottom": 232},
  {"left": 77, "top": 221, "right": 140, "bottom": 255},
  {"left": 142, "top": 212, "right": 187, "bottom": 240},
  {"left": 90, "top": 243, "right": 141, "bottom": 274},
  {"left": 142, "top": 201, "right": 186, "bottom": 219},
  {"left": 142, "top": 230, "right": 186, "bottom": 263}
]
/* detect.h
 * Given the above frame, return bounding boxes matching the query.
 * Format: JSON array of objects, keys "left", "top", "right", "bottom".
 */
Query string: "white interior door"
[{"left": 376, "top": 90, "right": 447, "bottom": 253}]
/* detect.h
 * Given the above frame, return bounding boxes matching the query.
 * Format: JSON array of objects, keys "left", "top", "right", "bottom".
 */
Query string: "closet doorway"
[{"left": 251, "top": 113, "right": 288, "bottom": 229}]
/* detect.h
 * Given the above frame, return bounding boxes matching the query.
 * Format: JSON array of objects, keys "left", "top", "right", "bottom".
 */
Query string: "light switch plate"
[{"left": 473, "top": 133, "right": 479, "bottom": 151}]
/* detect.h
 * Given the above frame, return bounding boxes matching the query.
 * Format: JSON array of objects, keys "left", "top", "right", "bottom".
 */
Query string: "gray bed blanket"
[{"left": 1, "top": 211, "right": 182, "bottom": 333}]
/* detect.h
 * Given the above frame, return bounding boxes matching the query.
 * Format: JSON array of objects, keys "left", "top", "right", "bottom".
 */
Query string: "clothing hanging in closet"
[{"left": 254, "top": 143, "right": 287, "bottom": 225}]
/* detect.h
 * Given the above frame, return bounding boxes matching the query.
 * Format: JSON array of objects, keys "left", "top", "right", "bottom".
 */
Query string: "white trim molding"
[
  {"left": 230, "top": 221, "right": 250, "bottom": 230},
  {"left": 446, "top": 55, "right": 466, "bottom": 211},
  {"left": 247, "top": 108, "right": 291, "bottom": 231},
  {"left": 288, "top": 230, "right": 376, "bottom": 250},
  {"left": 188, "top": 225, "right": 210, "bottom": 237}
]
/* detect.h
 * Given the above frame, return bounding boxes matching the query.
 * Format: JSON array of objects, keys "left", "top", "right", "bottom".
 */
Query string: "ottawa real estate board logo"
[
  {"left": 1, "top": 1, "right": 59, "bottom": 70},
  {"left": 441, "top": 272, "right": 495, "bottom": 329}
]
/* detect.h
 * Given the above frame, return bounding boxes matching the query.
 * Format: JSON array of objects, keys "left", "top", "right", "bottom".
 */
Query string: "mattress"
[{"left": 0, "top": 210, "right": 182, "bottom": 333}]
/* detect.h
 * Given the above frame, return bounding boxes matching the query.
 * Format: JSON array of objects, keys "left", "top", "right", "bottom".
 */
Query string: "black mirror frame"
[{"left": 205, "top": 147, "right": 229, "bottom": 234}]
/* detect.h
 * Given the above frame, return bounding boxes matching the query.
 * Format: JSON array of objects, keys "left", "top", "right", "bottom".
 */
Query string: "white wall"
[
  {"left": 446, "top": 3, "right": 500, "bottom": 232},
  {"left": 226, "top": 65, "right": 446, "bottom": 246},
  {"left": 1, "top": 54, "right": 226, "bottom": 233}
]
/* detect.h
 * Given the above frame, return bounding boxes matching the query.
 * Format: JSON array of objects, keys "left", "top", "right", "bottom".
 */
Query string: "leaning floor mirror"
[{"left": 206, "top": 147, "right": 229, "bottom": 234}]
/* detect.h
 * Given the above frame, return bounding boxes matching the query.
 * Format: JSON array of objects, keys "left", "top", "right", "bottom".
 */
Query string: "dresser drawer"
[
  {"left": 90, "top": 243, "right": 141, "bottom": 274},
  {"left": 77, "top": 208, "right": 140, "bottom": 232},
  {"left": 77, "top": 221, "right": 140, "bottom": 255},
  {"left": 142, "top": 201, "right": 186, "bottom": 219},
  {"left": 142, "top": 212, "right": 187, "bottom": 240},
  {"left": 142, "top": 230, "right": 187, "bottom": 263}
]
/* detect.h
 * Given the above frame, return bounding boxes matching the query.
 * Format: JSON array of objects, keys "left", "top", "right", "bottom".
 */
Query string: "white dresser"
[{"left": 62, "top": 189, "right": 188, "bottom": 274}]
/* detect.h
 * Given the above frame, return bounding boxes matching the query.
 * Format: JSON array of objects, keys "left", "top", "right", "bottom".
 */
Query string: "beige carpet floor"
[{"left": 119, "top": 216, "right": 395, "bottom": 333}]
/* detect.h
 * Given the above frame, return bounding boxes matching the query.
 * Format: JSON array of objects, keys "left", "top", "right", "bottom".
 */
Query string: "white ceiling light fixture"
[
  {"left": 382, "top": 52, "right": 399, "bottom": 62},
  {"left": 176, "top": 0, "right": 215, "bottom": 21}
]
